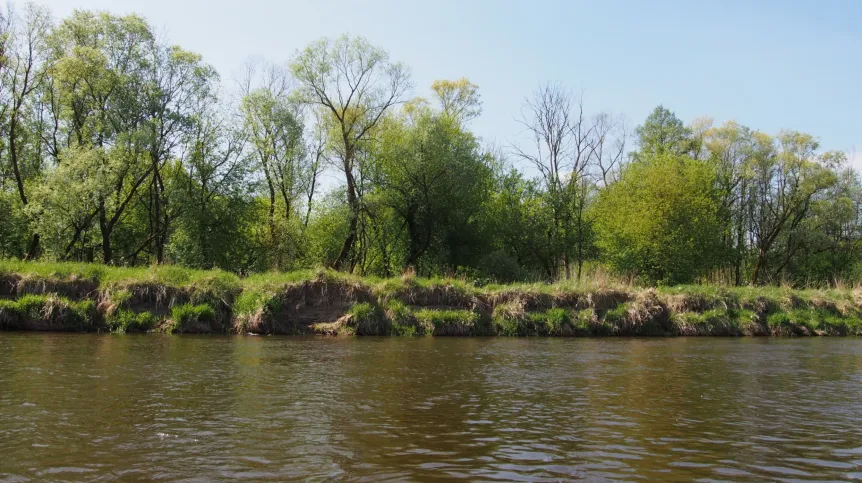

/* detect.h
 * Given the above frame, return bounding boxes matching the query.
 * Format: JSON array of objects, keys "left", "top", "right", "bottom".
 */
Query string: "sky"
[{"left": 35, "top": 0, "right": 862, "bottom": 171}]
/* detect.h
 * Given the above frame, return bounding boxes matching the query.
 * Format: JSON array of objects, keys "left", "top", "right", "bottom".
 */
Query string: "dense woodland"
[{"left": 0, "top": 5, "right": 860, "bottom": 286}]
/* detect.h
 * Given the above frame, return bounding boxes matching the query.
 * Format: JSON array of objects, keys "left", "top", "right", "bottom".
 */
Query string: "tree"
[
  {"left": 594, "top": 153, "right": 724, "bottom": 284},
  {"left": 0, "top": 5, "right": 51, "bottom": 259},
  {"left": 703, "top": 121, "right": 752, "bottom": 283},
  {"left": 372, "top": 100, "right": 490, "bottom": 273},
  {"left": 513, "top": 84, "right": 620, "bottom": 280},
  {"left": 240, "top": 62, "right": 308, "bottom": 269},
  {"left": 140, "top": 44, "right": 219, "bottom": 263},
  {"left": 47, "top": 11, "right": 155, "bottom": 263},
  {"left": 747, "top": 131, "right": 837, "bottom": 284},
  {"left": 430, "top": 78, "right": 481, "bottom": 124},
  {"left": 164, "top": 98, "right": 256, "bottom": 271},
  {"left": 634, "top": 105, "right": 692, "bottom": 159},
  {"left": 290, "top": 34, "right": 410, "bottom": 270}
]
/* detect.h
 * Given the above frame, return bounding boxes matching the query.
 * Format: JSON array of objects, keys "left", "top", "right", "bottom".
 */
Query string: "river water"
[{"left": 1, "top": 334, "right": 861, "bottom": 481}]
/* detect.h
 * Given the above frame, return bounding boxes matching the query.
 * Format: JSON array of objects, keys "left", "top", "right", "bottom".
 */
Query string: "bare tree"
[{"left": 513, "top": 84, "right": 626, "bottom": 280}]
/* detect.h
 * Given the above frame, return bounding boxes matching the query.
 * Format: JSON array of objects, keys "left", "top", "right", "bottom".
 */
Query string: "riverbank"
[{"left": 1, "top": 261, "right": 860, "bottom": 336}]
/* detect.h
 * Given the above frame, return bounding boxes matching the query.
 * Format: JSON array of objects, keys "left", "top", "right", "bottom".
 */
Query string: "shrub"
[{"left": 593, "top": 153, "right": 724, "bottom": 284}]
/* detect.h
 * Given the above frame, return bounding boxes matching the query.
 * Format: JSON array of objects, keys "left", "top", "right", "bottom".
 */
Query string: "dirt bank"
[{"left": 2, "top": 263, "right": 861, "bottom": 336}]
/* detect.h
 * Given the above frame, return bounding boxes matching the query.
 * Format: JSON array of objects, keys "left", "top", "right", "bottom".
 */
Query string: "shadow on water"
[{"left": 1, "top": 335, "right": 861, "bottom": 481}]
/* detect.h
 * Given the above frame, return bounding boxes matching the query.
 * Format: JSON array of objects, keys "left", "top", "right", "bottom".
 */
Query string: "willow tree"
[
  {"left": 141, "top": 44, "right": 219, "bottom": 263},
  {"left": 290, "top": 35, "right": 410, "bottom": 270},
  {"left": 747, "top": 131, "right": 837, "bottom": 284},
  {"left": 372, "top": 97, "right": 490, "bottom": 273},
  {"left": 47, "top": 11, "right": 156, "bottom": 263},
  {"left": 0, "top": 5, "right": 51, "bottom": 259}
]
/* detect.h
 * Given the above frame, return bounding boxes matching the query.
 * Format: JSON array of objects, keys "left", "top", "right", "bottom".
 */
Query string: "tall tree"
[
  {"left": 240, "top": 62, "right": 307, "bottom": 269},
  {"left": 634, "top": 105, "right": 692, "bottom": 159},
  {"left": 141, "top": 43, "right": 219, "bottom": 263},
  {"left": 594, "top": 153, "right": 724, "bottom": 284},
  {"left": 372, "top": 99, "right": 489, "bottom": 273},
  {"left": 290, "top": 34, "right": 410, "bottom": 270},
  {"left": 0, "top": 4, "right": 51, "bottom": 258},
  {"left": 430, "top": 77, "right": 481, "bottom": 124},
  {"left": 747, "top": 131, "right": 837, "bottom": 284},
  {"left": 47, "top": 11, "right": 155, "bottom": 263}
]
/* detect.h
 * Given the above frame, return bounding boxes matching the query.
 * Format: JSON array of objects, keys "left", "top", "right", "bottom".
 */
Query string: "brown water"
[{"left": 1, "top": 335, "right": 861, "bottom": 482}]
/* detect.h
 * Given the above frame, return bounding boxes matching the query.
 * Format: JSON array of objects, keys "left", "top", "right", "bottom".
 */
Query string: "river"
[{"left": 1, "top": 334, "right": 861, "bottom": 481}]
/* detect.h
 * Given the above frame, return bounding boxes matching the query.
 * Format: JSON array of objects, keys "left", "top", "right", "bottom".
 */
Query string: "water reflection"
[{"left": 1, "top": 335, "right": 861, "bottom": 481}]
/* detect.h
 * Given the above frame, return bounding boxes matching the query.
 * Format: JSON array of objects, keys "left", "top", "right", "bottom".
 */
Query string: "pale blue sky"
[{"left": 38, "top": 0, "right": 862, "bottom": 169}]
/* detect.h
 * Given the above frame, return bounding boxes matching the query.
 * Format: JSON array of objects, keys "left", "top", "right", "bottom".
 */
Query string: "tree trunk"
[
  {"left": 751, "top": 247, "right": 766, "bottom": 285},
  {"left": 9, "top": 114, "right": 41, "bottom": 260},
  {"left": 26, "top": 234, "right": 40, "bottom": 260},
  {"left": 99, "top": 200, "right": 113, "bottom": 264},
  {"left": 333, "top": 155, "right": 358, "bottom": 270}
]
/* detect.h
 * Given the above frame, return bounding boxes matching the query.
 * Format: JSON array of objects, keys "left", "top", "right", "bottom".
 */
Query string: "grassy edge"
[{"left": 1, "top": 261, "right": 861, "bottom": 336}]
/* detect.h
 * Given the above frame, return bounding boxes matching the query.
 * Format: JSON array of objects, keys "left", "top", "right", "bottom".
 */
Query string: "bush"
[{"left": 594, "top": 154, "right": 724, "bottom": 284}]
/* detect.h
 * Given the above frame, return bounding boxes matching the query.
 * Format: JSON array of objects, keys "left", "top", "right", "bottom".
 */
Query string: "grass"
[
  {"left": 346, "top": 302, "right": 389, "bottom": 336},
  {"left": 0, "top": 294, "right": 95, "bottom": 331},
  {"left": 1, "top": 260, "right": 861, "bottom": 336},
  {"left": 167, "top": 303, "right": 217, "bottom": 333},
  {"left": 107, "top": 309, "right": 158, "bottom": 333},
  {"left": 414, "top": 309, "right": 481, "bottom": 336}
]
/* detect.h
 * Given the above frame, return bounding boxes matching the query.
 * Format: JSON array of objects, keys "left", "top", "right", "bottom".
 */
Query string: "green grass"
[
  {"left": 164, "top": 304, "right": 216, "bottom": 333},
  {"left": 107, "top": 309, "right": 158, "bottom": 333},
  {"left": 387, "top": 301, "right": 417, "bottom": 336},
  {"left": 347, "top": 302, "right": 389, "bottom": 335},
  {"left": 414, "top": 309, "right": 481, "bottom": 336},
  {"left": 0, "top": 294, "right": 94, "bottom": 331},
  {"left": 493, "top": 306, "right": 576, "bottom": 336},
  {"left": 167, "top": 303, "right": 217, "bottom": 333},
  {"left": 603, "top": 303, "right": 629, "bottom": 324}
]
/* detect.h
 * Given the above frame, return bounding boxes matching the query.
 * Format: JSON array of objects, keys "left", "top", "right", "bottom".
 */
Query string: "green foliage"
[
  {"left": 531, "top": 308, "right": 572, "bottom": 336},
  {"left": 594, "top": 154, "right": 724, "bottom": 284},
  {"left": 384, "top": 300, "right": 419, "bottom": 336},
  {"left": 573, "top": 309, "right": 596, "bottom": 334},
  {"left": 1, "top": 294, "right": 49, "bottom": 320},
  {"left": 634, "top": 105, "right": 694, "bottom": 158},
  {"left": 0, "top": 3, "right": 857, "bottom": 290},
  {"left": 603, "top": 303, "right": 629, "bottom": 325},
  {"left": 494, "top": 305, "right": 574, "bottom": 336}
]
